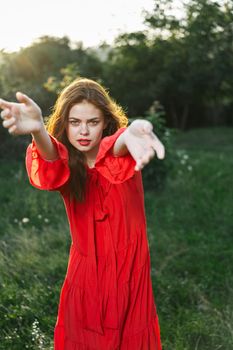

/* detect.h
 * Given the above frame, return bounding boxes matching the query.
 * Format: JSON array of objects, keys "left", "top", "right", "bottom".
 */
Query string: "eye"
[
  {"left": 89, "top": 120, "right": 99, "bottom": 126},
  {"left": 69, "top": 120, "right": 80, "bottom": 125}
]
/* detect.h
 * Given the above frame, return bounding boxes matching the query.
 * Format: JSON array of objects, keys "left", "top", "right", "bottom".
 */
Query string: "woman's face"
[{"left": 66, "top": 100, "right": 107, "bottom": 157}]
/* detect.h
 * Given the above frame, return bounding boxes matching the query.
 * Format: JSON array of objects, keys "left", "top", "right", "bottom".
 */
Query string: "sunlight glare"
[{"left": 0, "top": 0, "right": 155, "bottom": 52}]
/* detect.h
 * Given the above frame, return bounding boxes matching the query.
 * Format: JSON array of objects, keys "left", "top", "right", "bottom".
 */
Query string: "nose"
[{"left": 80, "top": 123, "right": 89, "bottom": 135}]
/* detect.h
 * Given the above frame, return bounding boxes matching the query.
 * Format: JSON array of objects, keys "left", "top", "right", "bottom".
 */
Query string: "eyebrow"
[{"left": 68, "top": 117, "right": 100, "bottom": 121}]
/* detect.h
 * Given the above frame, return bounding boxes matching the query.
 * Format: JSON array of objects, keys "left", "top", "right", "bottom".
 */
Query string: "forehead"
[{"left": 68, "top": 100, "right": 104, "bottom": 120}]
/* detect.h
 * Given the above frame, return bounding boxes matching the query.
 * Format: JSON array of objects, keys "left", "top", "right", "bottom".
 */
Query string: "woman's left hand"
[{"left": 124, "top": 119, "right": 165, "bottom": 171}]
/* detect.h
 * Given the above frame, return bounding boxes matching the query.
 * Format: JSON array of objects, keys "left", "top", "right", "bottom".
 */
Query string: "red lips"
[{"left": 77, "top": 139, "right": 91, "bottom": 146}]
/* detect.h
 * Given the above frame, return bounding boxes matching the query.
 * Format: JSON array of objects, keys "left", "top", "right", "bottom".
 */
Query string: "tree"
[{"left": 144, "top": 0, "right": 233, "bottom": 128}]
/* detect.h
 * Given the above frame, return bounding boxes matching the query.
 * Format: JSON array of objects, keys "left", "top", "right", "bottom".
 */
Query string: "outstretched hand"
[
  {"left": 0, "top": 92, "right": 43, "bottom": 135},
  {"left": 124, "top": 119, "right": 165, "bottom": 171}
]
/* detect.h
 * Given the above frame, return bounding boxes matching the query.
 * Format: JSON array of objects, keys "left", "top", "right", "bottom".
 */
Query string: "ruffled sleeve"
[
  {"left": 25, "top": 133, "right": 70, "bottom": 191},
  {"left": 95, "top": 127, "right": 136, "bottom": 184}
]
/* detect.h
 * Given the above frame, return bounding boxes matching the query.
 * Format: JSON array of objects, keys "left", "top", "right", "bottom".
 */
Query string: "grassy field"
[{"left": 0, "top": 127, "right": 232, "bottom": 349}]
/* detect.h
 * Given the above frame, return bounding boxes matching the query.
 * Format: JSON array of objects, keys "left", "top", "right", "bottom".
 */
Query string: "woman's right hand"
[{"left": 0, "top": 92, "right": 44, "bottom": 136}]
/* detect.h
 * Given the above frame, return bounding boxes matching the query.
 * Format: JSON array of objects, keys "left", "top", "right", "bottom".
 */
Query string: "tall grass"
[
  {"left": 0, "top": 161, "right": 70, "bottom": 349},
  {"left": 146, "top": 127, "right": 233, "bottom": 350},
  {"left": 0, "top": 127, "right": 232, "bottom": 349}
]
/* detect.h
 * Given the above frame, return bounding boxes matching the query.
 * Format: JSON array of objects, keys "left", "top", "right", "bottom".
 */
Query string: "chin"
[{"left": 76, "top": 146, "right": 91, "bottom": 152}]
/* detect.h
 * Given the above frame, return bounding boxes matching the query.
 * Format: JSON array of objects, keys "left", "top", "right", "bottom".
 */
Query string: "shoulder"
[{"left": 98, "top": 128, "right": 127, "bottom": 157}]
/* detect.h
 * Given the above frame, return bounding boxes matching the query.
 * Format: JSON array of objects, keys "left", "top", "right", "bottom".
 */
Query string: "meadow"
[{"left": 0, "top": 127, "right": 232, "bottom": 349}]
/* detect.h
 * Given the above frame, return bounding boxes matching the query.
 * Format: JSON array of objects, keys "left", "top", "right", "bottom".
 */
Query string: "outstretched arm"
[
  {"left": 113, "top": 119, "right": 165, "bottom": 171},
  {"left": 0, "top": 92, "right": 58, "bottom": 161}
]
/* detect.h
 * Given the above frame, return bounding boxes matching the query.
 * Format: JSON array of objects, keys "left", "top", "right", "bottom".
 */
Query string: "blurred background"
[{"left": 0, "top": 0, "right": 232, "bottom": 349}]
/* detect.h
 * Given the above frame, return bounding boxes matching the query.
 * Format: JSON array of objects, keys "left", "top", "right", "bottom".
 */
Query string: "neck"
[{"left": 85, "top": 144, "right": 99, "bottom": 167}]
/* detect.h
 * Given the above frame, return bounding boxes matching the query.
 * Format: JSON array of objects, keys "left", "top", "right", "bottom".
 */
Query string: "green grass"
[
  {"left": 0, "top": 162, "right": 70, "bottom": 349},
  {"left": 146, "top": 126, "right": 233, "bottom": 350},
  {"left": 0, "top": 126, "right": 232, "bottom": 349}
]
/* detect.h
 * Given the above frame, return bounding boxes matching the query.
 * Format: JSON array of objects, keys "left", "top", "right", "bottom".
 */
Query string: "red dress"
[{"left": 26, "top": 127, "right": 162, "bottom": 350}]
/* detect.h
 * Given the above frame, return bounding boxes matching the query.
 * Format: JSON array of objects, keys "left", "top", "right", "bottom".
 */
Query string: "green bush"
[{"left": 139, "top": 101, "right": 176, "bottom": 192}]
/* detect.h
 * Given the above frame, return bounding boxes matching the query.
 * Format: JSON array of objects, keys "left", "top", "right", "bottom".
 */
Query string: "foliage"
[
  {"left": 102, "top": 0, "right": 233, "bottom": 129},
  {"left": 139, "top": 101, "right": 176, "bottom": 192},
  {"left": 44, "top": 60, "right": 103, "bottom": 97},
  {"left": 144, "top": 0, "right": 233, "bottom": 128}
]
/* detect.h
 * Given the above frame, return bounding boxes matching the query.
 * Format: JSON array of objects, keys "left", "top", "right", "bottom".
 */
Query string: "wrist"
[{"left": 31, "top": 121, "right": 46, "bottom": 138}]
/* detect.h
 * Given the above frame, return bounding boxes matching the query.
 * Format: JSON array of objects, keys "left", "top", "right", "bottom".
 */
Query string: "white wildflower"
[
  {"left": 5, "top": 335, "right": 12, "bottom": 340},
  {"left": 22, "top": 217, "right": 30, "bottom": 224},
  {"left": 44, "top": 218, "right": 49, "bottom": 223},
  {"left": 187, "top": 165, "right": 193, "bottom": 171},
  {"left": 37, "top": 214, "right": 42, "bottom": 219},
  {"left": 32, "top": 319, "right": 45, "bottom": 349}
]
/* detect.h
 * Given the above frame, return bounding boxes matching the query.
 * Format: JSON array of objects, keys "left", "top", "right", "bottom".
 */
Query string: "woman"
[{"left": 0, "top": 78, "right": 164, "bottom": 349}]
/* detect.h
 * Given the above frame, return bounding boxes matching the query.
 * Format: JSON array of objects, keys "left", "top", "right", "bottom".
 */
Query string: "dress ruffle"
[
  {"left": 63, "top": 315, "right": 161, "bottom": 350},
  {"left": 95, "top": 128, "right": 137, "bottom": 184},
  {"left": 120, "top": 315, "right": 162, "bottom": 350},
  {"left": 25, "top": 133, "right": 70, "bottom": 191},
  {"left": 56, "top": 317, "right": 161, "bottom": 350},
  {"left": 55, "top": 230, "right": 159, "bottom": 349}
]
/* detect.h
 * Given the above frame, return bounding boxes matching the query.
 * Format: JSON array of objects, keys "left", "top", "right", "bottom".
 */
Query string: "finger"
[
  {"left": 135, "top": 164, "right": 142, "bottom": 171},
  {"left": 134, "top": 143, "right": 157, "bottom": 172},
  {"left": 147, "top": 148, "right": 156, "bottom": 161},
  {"left": 141, "top": 152, "right": 153, "bottom": 167},
  {"left": 155, "top": 144, "right": 165, "bottom": 159},
  {"left": 151, "top": 137, "right": 165, "bottom": 159},
  {"left": 1, "top": 108, "right": 12, "bottom": 120},
  {"left": 3, "top": 117, "right": 16, "bottom": 128},
  {"left": 135, "top": 160, "right": 146, "bottom": 171},
  {"left": 135, "top": 157, "right": 143, "bottom": 171},
  {"left": 143, "top": 121, "right": 153, "bottom": 134},
  {"left": 16, "top": 91, "right": 32, "bottom": 106},
  {"left": 0, "top": 98, "right": 13, "bottom": 110},
  {"left": 8, "top": 124, "right": 17, "bottom": 134},
  {"left": 151, "top": 141, "right": 165, "bottom": 159}
]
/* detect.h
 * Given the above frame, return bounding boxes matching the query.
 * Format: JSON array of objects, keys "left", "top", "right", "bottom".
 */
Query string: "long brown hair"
[{"left": 45, "top": 78, "right": 129, "bottom": 201}]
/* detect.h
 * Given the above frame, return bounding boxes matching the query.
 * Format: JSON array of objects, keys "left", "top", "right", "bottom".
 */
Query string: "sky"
[{"left": 0, "top": 0, "right": 157, "bottom": 52}]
